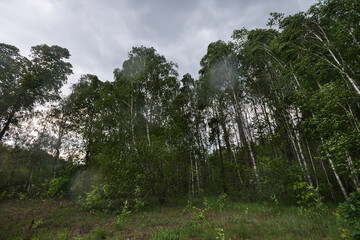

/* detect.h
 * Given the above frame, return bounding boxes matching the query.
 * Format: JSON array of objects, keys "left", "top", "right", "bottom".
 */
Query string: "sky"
[{"left": 0, "top": 0, "right": 315, "bottom": 95}]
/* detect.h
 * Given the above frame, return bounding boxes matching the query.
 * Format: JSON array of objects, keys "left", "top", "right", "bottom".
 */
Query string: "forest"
[{"left": 1, "top": 0, "right": 360, "bottom": 239}]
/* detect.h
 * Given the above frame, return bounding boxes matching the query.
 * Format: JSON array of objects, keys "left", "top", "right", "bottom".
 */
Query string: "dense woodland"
[{"left": 1, "top": 0, "right": 359, "bottom": 216}]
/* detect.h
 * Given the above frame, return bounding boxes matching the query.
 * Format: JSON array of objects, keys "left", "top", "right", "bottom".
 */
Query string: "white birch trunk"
[{"left": 346, "top": 154, "right": 360, "bottom": 188}]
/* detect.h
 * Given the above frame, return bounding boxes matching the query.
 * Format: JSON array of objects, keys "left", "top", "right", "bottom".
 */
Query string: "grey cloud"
[{"left": 0, "top": 0, "right": 315, "bottom": 95}]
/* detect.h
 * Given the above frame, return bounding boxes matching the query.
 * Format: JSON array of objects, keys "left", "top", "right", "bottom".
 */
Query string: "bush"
[
  {"left": 293, "top": 180, "right": 327, "bottom": 214},
  {"left": 217, "top": 193, "right": 227, "bottom": 210},
  {"left": 134, "top": 185, "right": 146, "bottom": 212},
  {"left": 336, "top": 190, "right": 360, "bottom": 239},
  {"left": 48, "top": 163, "right": 79, "bottom": 199},
  {"left": 48, "top": 177, "right": 68, "bottom": 198},
  {"left": 85, "top": 184, "right": 110, "bottom": 211},
  {"left": 116, "top": 200, "right": 131, "bottom": 224}
]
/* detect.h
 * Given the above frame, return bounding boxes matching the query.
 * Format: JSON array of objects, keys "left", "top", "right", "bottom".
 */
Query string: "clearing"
[{"left": 0, "top": 198, "right": 340, "bottom": 239}]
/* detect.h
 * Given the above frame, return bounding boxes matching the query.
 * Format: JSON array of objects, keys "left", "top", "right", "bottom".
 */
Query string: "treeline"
[{"left": 1, "top": 0, "right": 359, "bottom": 208}]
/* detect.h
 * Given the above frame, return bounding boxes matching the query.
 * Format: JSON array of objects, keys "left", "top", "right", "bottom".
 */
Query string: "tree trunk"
[
  {"left": 320, "top": 159, "right": 337, "bottom": 203},
  {"left": 328, "top": 156, "right": 348, "bottom": 199},
  {"left": 216, "top": 131, "right": 227, "bottom": 194},
  {"left": 346, "top": 154, "right": 360, "bottom": 188},
  {"left": 0, "top": 109, "right": 15, "bottom": 141},
  {"left": 319, "top": 137, "right": 348, "bottom": 199},
  {"left": 294, "top": 131, "right": 313, "bottom": 186},
  {"left": 305, "top": 138, "right": 319, "bottom": 187},
  {"left": 27, "top": 163, "right": 35, "bottom": 193},
  {"left": 230, "top": 90, "right": 259, "bottom": 185},
  {"left": 219, "top": 115, "right": 233, "bottom": 163},
  {"left": 52, "top": 127, "right": 64, "bottom": 179},
  {"left": 194, "top": 153, "right": 201, "bottom": 196},
  {"left": 130, "top": 88, "right": 137, "bottom": 153}
]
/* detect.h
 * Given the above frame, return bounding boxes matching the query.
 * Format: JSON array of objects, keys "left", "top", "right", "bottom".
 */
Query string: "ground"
[{"left": 0, "top": 198, "right": 341, "bottom": 239}]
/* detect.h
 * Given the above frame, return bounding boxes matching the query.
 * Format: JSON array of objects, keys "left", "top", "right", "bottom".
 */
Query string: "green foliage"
[
  {"left": 293, "top": 180, "right": 330, "bottom": 233},
  {"left": 0, "top": 43, "right": 72, "bottom": 141},
  {"left": 69, "top": 169, "right": 100, "bottom": 204},
  {"left": 0, "top": 144, "right": 71, "bottom": 200},
  {"left": 151, "top": 228, "right": 179, "bottom": 240},
  {"left": 134, "top": 185, "right": 146, "bottom": 212},
  {"left": 336, "top": 191, "right": 360, "bottom": 239},
  {"left": 85, "top": 184, "right": 108, "bottom": 211},
  {"left": 217, "top": 193, "right": 227, "bottom": 210},
  {"left": 46, "top": 163, "right": 79, "bottom": 199},
  {"left": 215, "top": 227, "right": 226, "bottom": 240},
  {"left": 192, "top": 198, "right": 211, "bottom": 222},
  {"left": 116, "top": 200, "right": 131, "bottom": 224},
  {"left": 93, "top": 226, "right": 107, "bottom": 240},
  {"left": 293, "top": 180, "right": 327, "bottom": 215},
  {"left": 48, "top": 177, "right": 68, "bottom": 198}
]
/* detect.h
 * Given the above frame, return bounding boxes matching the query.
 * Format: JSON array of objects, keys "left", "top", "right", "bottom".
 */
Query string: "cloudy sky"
[{"left": 0, "top": 0, "right": 314, "bottom": 95}]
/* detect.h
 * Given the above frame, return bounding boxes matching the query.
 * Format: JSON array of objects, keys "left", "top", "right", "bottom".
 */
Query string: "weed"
[
  {"left": 336, "top": 191, "right": 360, "bottom": 239},
  {"left": 116, "top": 200, "right": 131, "bottom": 223},
  {"left": 0, "top": 199, "right": 341, "bottom": 239},
  {"left": 93, "top": 225, "right": 107, "bottom": 239},
  {"left": 215, "top": 227, "right": 225, "bottom": 240},
  {"left": 151, "top": 228, "right": 179, "bottom": 240},
  {"left": 217, "top": 194, "right": 227, "bottom": 210}
]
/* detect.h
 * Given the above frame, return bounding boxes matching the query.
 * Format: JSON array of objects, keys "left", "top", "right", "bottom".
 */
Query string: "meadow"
[{"left": 0, "top": 197, "right": 341, "bottom": 240}]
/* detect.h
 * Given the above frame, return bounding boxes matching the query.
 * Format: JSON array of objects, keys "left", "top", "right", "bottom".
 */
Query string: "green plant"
[
  {"left": 192, "top": 198, "right": 210, "bottom": 221},
  {"left": 270, "top": 194, "right": 279, "bottom": 205},
  {"left": 181, "top": 200, "right": 193, "bottom": 214},
  {"left": 336, "top": 190, "right": 360, "bottom": 239},
  {"left": 218, "top": 193, "right": 227, "bottom": 210},
  {"left": 93, "top": 226, "right": 107, "bottom": 239},
  {"left": 262, "top": 194, "right": 281, "bottom": 216},
  {"left": 293, "top": 180, "right": 330, "bottom": 234},
  {"left": 293, "top": 180, "right": 327, "bottom": 215},
  {"left": 215, "top": 227, "right": 225, "bottom": 240},
  {"left": 134, "top": 185, "right": 146, "bottom": 212},
  {"left": 0, "top": 191, "right": 7, "bottom": 201},
  {"left": 48, "top": 163, "right": 78, "bottom": 199},
  {"left": 116, "top": 200, "right": 131, "bottom": 224},
  {"left": 151, "top": 228, "right": 179, "bottom": 240},
  {"left": 85, "top": 184, "right": 107, "bottom": 211},
  {"left": 245, "top": 207, "right": 249, "bottom": 215},
  {"left": 179, "top": 222, "right": 204, "bottom": 239},
  {"left": 48, "top": 177, "right": 68, "bottom": 198}
]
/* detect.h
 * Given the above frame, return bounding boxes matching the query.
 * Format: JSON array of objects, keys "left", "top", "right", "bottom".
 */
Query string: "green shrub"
[
  {"left": 85, "top": 184, "right": 109, "bottom": 211},
  {"left": 134, "top": 185, "right": 146, "bottom": 212},
  {"left": 217, "top": 193, "right": 227, "bottom": 210},
  {"left": 48, "top": 163, "right": 79, "bottom": 199},
  {"left": 336, "top": 190, "right": 360, "bottom": 239},
  {"left": 192, "top": 198, "right": 210, "bottom": 221},
  {"left": 293, "top": 179, "right": 329, "bottom": 233},
  {"left": 48, "top": 177, "right": 68, "bottom": 198},
  {"left": 293, "top": 180, "right": 327, "bottom": 214},
  {"left": 116, "top": 200, "right": 131, "bottom": 225}
]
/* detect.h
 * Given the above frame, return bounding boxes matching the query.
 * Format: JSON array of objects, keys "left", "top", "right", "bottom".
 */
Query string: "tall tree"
[{"left": 0, "top": 43, "right": 72, "bottom": 141}]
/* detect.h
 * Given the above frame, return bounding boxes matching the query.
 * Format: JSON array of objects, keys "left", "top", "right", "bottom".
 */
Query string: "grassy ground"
[{"left": 0, "top": 198, "right": 341, "bottom": 240}]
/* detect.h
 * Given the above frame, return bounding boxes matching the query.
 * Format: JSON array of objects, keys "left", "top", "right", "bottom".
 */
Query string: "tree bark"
[
  {"left": 0, "top": 109, "right": 15, "bottom": 141},
  {"left": 216, "top": 129, "right": 227, "bottom": 194},
  {"left": 52, "top": 127, "right": 64, "bottom": 179}
]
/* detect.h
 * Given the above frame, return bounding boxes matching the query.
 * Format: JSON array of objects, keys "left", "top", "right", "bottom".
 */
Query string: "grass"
[{"left": 0, "top": 198, "right": 341, "bottom": 239}]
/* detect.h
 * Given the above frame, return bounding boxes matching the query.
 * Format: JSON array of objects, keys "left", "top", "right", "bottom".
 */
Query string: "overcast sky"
[{"left": 0, "top": 0, "right": 315, "bottom": 95}]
